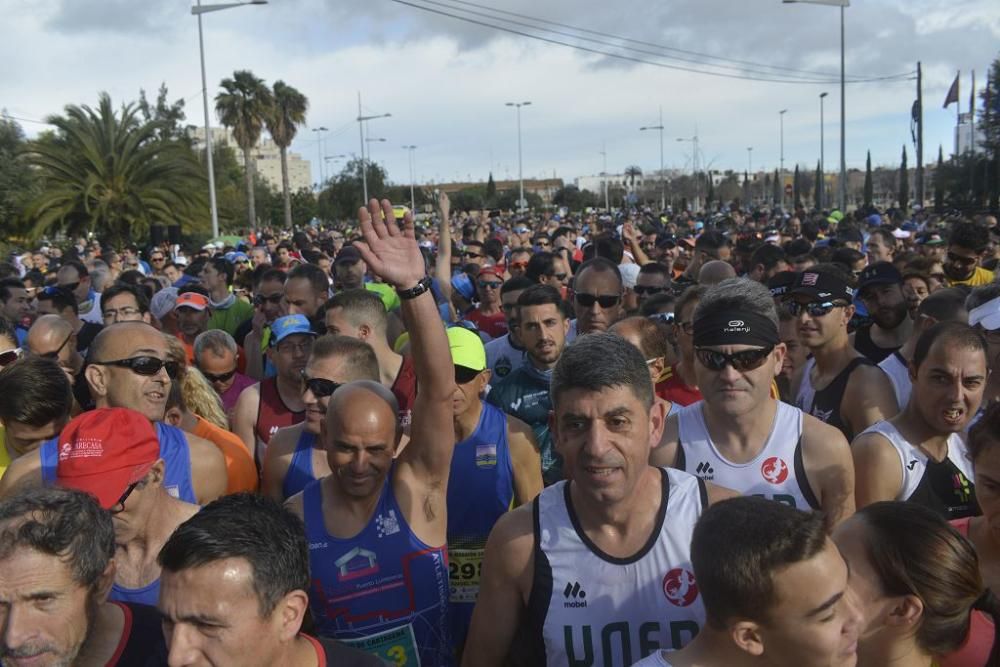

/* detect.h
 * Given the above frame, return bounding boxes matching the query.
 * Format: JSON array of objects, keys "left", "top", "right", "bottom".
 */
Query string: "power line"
[{"left": 392, "top": 0, "right": 915, "bottom": 85}]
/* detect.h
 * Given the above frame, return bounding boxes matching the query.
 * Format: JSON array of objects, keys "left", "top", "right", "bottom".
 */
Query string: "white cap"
[
  {"left": 891, "top": 228, "right": 911, "bottom": 239},
  {"left": 969, "top": 296, "right": 1000, "bottom": 332},
  {"left": 619, "top": 262, "right": 640, "bottom": 290}
]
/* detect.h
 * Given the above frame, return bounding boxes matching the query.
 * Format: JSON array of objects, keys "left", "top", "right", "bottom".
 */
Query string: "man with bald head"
[
  {"left": 27, "top": 314, "right": 83, "bottom": 389},
  {"left": 0, "top": 322, "right": 227, "bottom": 504},
  {"left": 697, "top": 259, "right": 736, "bottom": 286},
  {"left": 286, "top": 200, "right": 457, "bottom": 665}
]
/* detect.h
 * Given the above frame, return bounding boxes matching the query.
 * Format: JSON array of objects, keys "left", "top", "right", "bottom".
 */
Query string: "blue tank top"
[
  {"left": 40, "top": 422, "right": 196, "bottom": 505},
  {"left": 110, "top": 578, "right": 160, "bottom": 607},
  {"left": 302, "top": 476, "right": 453, "bottom": 666},
  {"left": 282, "top": 429, "right": 317, "bottom": 501},
  {"left": 445, "top": 401, "right": 514, "bottom": 652}
]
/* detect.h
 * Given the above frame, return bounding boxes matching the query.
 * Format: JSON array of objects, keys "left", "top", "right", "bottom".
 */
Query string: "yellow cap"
[{"left": 447, "top": 326, "right": 486, "bottom": 371}]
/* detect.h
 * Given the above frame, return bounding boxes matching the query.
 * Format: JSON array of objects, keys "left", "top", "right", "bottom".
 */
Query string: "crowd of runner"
[{"left": 0, "top": 195, "right": 999, "bottom": 666}]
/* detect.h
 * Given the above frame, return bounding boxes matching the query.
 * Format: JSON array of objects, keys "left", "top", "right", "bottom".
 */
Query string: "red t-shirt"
[
  {"left": 656, "top": 365, "right": 703, "bottom": 406},
  {"left": 466, "top": 308, "right": 508, "bottom": 339},
  {"left": 940, "top": 517, "right": 995, "bottom": 667}
]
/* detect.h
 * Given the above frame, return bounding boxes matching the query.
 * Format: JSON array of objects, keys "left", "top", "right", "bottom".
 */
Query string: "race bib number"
[
  {"left": 448, "top": 548, "right": 484, "bottom": 604},
  {"left": 342, "top": 624, "right": 420, "bottom": 666}
]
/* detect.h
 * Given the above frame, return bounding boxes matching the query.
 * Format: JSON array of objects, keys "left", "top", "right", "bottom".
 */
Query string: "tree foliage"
[
  {"left": 265, "top": 80, "right": 308, "bottom": 229},
  {"left": 863, "top": 151, "right": 874, "bottom": 207},
  {"left": 216, "top": 70, "right": 273, "bottom": 228}
]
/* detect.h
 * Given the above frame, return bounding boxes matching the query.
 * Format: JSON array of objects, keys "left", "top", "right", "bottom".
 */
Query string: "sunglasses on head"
[
  {"left": 91, "top": 356, "right": 179, "bottom": 379},
  {"left": 574, "top": 293, "right": 621, "bottom": 309},
  {"left": 785, "top": 300, "right": 846, "bottom": 318},
  {"left": 0, "top": 348, "right": 23, "bottom": 366},
  {"left": 253, "top": 293, "right": 285, "bottom": 306},
  {"left": 633, "top": 285, "right": 668, "bottom": 296},
  {"left": 301, "top": 370, "right": 342, "bottom": 398},
  {"left": 200, "top": 367, "right": 237, "bottom": 384},
  {"left": 695, "top": 346, "right": 774, "bottom": 372}
]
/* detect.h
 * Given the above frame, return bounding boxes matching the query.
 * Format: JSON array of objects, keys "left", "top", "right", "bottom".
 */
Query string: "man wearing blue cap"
[{"left": 232, "top": 313, "right": 313, "bottom": 468}]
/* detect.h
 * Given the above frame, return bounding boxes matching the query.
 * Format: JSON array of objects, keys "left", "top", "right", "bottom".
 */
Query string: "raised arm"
[
  {"left": 354, "top": 199, "right": 457, "bottom": 490},
  {"left": 434, "top": 191, "right": 454, "bottom": 305}
]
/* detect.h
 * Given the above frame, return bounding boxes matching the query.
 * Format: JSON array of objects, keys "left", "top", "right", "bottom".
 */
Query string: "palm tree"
[
  {"left": 216, "top": 70, "right": 273, "bottom": 228},
  {"left": 265, "top": 81, "right": 308, "bottom": 230},
  {"left": 20, "top": 93, "right": 205, "bottom": 245},
  {"left": 624, "top": 165, "right": 643, "bottom": 192}
]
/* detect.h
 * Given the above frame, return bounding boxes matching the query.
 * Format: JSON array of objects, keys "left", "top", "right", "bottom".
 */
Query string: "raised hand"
[
  {"left": 353, "top": 198, "right": 426, "bottom": 289},
  {"left": 438, "top": 191, "right": 450, "bottom": 223}
]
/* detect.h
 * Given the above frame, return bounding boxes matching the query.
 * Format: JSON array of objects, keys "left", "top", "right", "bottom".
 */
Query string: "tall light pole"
[
  {"left": 677, "top": 134, "right": 701, "bottom": 207},
  {"left": 819, "top": 92, "right": 828, "bottom": 209},
  {"left": 505, "top": 101, "right": 531, "bottom": 213},
  {"left": 783, "top": 0, "right": 849, "bottom": 211},
  {"left": 640, "top": 106, "right": 666, "bottom": 211},
  {"left": 311, "top": 126, "right": 328, "bottom": 188},
  {"left": 779, "top": 109, "right": 788, "bottom": 208},
  {"left": 747, "top": 147, "right": 753, "bottom": 204},
  {"left": 402, "top": 145, "right": 417, "bottom": 211},
  {"left": 357, "top": 92, "right": 391, "bottom": 204},
  {"left": 599, "top": 144, "right": 609, "bottom": 212},
  {"left": 192, "top": 0, "right": 268, "bottom": 239},
  {"left": 323, "top": 154, "right": 346, "bottom": 185}
]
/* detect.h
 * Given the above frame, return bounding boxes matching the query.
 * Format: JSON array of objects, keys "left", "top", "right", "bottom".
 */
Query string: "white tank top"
[
  {"left": 522, "top": 467, "right": 706, "bottom": 667},
  {"left": 877, "top": 351, "right": 910, "bottom": 410},
  {"left": 860, "top": 421, "right": 977, "bottom": 520},
  {"left": 676, "top": 401, "right": 819, "bottom": 510}
]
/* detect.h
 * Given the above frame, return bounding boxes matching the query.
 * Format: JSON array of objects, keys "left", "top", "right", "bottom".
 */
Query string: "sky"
[{"left": 2, "top": 0, "right": 998, "bottom": 191}]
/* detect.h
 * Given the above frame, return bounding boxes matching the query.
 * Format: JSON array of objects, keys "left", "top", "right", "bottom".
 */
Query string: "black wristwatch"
[{"left": 396, "top": 276, "right": 433, "bottom": 300}]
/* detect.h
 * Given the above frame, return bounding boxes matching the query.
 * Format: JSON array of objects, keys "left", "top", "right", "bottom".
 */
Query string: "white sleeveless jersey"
[
  {"left": 877, "top": 352, "right": 911, "bottom": 411},
  {"left": 519, "top": 467, "right": 706, "bottom": 667},
  {"left": 861, "top": 421, "right": 978, "bottom": 520},
  {"left": 676, "top": 401, "right": 819, "bottom": 511}
]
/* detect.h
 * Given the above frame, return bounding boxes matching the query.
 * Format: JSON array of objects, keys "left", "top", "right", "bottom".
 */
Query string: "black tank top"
[
  {"left": 112, "top": 602, "right": 168, "bottom": 666},
  {"left": 853, "top": 325, "right": 899, "bottom": 364},
  {"left": 799, "top": 357, "right": 874, "bottom": 441}
]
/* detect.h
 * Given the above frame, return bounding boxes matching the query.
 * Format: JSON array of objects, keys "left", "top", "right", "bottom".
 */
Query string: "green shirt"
[{"left": 208, "top": 298, "right": 254, "bottom": 338}]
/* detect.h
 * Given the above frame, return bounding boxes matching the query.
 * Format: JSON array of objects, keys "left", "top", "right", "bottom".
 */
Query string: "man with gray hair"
[
  {"left": 652, "top": 278, "right": 856, "bottom": 526},
  {"left": 193, "top": 329, "right": 256, "bottom": 418},
  {"left": 464, "top": 333, "right": 736, "bottom": 667}
]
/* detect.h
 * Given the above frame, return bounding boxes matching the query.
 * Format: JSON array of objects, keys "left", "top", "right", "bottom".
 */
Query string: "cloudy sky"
[{"left": 3, "top": 0, "right": 998, "bottom": 191}]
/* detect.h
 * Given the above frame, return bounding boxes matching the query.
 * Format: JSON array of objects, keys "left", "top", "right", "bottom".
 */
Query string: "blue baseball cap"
[
  {"left": 451, "top": 272, "right": 476, "bottom": 301},
  {"left": 270, "top": 314, "right": 317, "bottom": 346}
]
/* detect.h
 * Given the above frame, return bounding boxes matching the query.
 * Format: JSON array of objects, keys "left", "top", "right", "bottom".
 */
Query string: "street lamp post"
[
  {"left": 312, "top": 126, "right": 328, "bottom": 188},
  {"left": 779, "top": 109, "right": 788, "bottom": 208},
  {"left": 783, "top": 0, "right": 849, "bottom": 211},
  {"left": 640, "top": 106, "right": 666, "bottom": 211},
  {"left": 323, "top": 154, "right": 346, "bottom": 185},
  {"left": 676, "top": 134, "right": 700, "bottom": 207},
  {"left": 505, "top": 101, "right": 531, "bottom": 213},
  {"left": 747, "top": 147, "right": 753, "bottom": 204},
  {"left": 600, "top": 145, "right": 609, "bottom": 212},
  {"left": 356, "top": 92, "right": 391, "bottom": 204},
  {"left": 402, "top": 145, "right": 417, "bottom": 211},
  {"left": 819, "top": 92, "right": 828, "bottom": 209},
  {"left": 192, "top": 0, "right": 268, "bottom": 239}
]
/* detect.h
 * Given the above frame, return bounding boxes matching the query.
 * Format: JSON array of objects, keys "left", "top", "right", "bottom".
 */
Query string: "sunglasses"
[
  {"left": 455, "top": 365, "right": 482, "bottom": 384},
  {"left": 509, "top": 261, "right": 529, "bottom": 270},
  {"left": 695, "top": 346, "right": 774, "bottom": 373},
  {"left": 786, "top": 301, "right": 847, "bottom": 318},
  {"left": 478, "top": 280, "right": 502, "bottom": 290},
  {"left": 574, "top": 293, "right": 621, "bottom": 309},
  {"left": 150, "top": 256, "right": 166, "bottom": 263},
  {"left": 253, "top": 293, "right": 285, "bottom": 306},
  {"left": 0, "top": 348, "right": 23, "bottom": 366},
  {"left": 200, "top": 367, "right": 237, "bottom": 384},
  {"left": 547, "top": 273, "right": 568, "bottom": 281},
  {"left": 301, "top": 371, "right": 342, "bottom": 398},
  {"left": 40, "top": 285, "right": 71, "bottom": 298},
  {"left": 534, "top": 241, "right": 551, "bottom": 247},
  {"left": 463, "top": 251, "right": 484, "bottom": 259},
  {"left": 91, "top": 356, "right": 180, "bottom": 379},
  {"left": 947, "top": 252, "right": 979, "bottom": 267},
  {"left": 36, "top": 332, "right": 74, "bottom": 359},
  {"left": 633, "top": 285, "right": 668, "bottom": 296},
  {"left": 58, "top": 281, "right": 80, "bottom": 293},
  {"left": 110, "top": 482, "right": 140, "bottom": 514}
]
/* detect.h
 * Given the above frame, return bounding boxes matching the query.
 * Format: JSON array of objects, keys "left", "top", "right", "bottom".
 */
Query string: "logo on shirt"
[
  {"left": 953, "top": 472, "right": 973, "bottom": 503},
  {"left": 495, "top": 357, "right": 512, "bottom": 377},
  {"left": 761, "top": 457, "right": 789, "bottom": 485},
  {"left": 375, "top": 509, "right": 401, "bottom": 538},
  {"left": 662, "top": 568, "right": 699, "bottom": 607},
  {"left": 475, "top": 444, "right": 498, "bottom": 468},
  {"left": 907, "top": 459, "right": 918, "bottom": 470},
  {"left": 812, "top": 407, "right": 834, "bottom": 423},
  {"left": 563, "top": 581, "right": 588, "bottom": 608},
  {"left": 335, "top": 546, "right": 379, "bottom": 581},
  {"left": 695, "top": 461, "right": 715, "bottom": 480}
]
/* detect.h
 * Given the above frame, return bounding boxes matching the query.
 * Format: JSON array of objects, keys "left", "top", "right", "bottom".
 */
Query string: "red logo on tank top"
[
  {"left": 662, "top": 568, "right": 699, "bottom": 607},
  {"left": 761, "top": 457, "right": 789, "bottom": 485}
]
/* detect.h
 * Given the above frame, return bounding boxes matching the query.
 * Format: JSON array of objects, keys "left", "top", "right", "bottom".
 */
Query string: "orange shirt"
[{"left": 191, "top": 415, "right": 258, "bottom": 494}]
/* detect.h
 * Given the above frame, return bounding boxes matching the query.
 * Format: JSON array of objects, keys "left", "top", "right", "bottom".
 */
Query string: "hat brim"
[
  {"left": 174, "top": 304, "right": 208, "bottom": 312},
  {"left": 56, "top": 461, "right": 154, "bottom": 509}
]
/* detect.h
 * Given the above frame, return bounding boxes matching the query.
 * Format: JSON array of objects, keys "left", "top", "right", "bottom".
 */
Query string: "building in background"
[{"left": 190, "top": 127, "right": 313, "bottom": 193}]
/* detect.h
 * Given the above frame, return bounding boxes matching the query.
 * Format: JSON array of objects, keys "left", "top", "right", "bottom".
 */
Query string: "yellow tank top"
[{"left": 0, "top": 425, "right": 11, "bottom": 481}]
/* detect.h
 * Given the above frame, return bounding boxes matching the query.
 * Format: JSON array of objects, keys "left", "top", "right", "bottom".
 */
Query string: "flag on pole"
[{"left": 943, "top": 72, "right": 960, "bottom": 108}]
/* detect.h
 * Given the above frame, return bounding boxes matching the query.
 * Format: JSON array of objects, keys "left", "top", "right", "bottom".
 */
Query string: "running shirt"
[
  {"left": 111, "top": 579, "right": 159, "bottom": 607},
  {"left": 108, "top": 601, "right": 169, "bottom": 666},
  {"left": 877, "top": 351, "right": 911, "bottom": 410},
  {"left": 282, "top": 429, "right": 318, "bottom": 501},
  {"left": 0, "top": 426, "right": 10, "bottom": 481},
  {"left": 514, "top": 468, "right": 706, "bottom": 666},
  {"left": 655, "top": 365, "right": 702, "bottom": 407},
  {"left": 940, "top": 518, "right": 996, "bottom": 667},
  {"left": 41, "top": 422, "right": 196, "bottom": 505},
  {"left": 391, "top": 355, "right": 417, "bottom": 429},
  {"left": 860, "top": 421, "right": 979, "bottom": 520},
  {"left": 446, "top": 401, "right": 514, "bottom": 651},
  {"left": 466, "top": 308, "right": 508, "bottom": 339},
  {"left": 947, "top": 266, "right": 996, "bottom": 287},
  {"left": 487, "top": 365, "right": 559, "bottom": 485},
  {"left": 486, "top": 333, "right": 526, "bottom": 385},
  {"left": 675, "top": 401, "right": 819, "bottom": 510},
  {"left": 853, "top": 324, "right": 899, "bottom": 364},
  {"left": 632, "top": 652, "right": 673, "bottom": 667},
  {"left": 796, "top": 356, "right": 876, "bottom": 441},
  {"left": 255, "top": 377, "right": 305, "bottom": 447},
  {"left": 302, "top": 477, "right": 452, "bottom": 666},
  {"left": 305, "top": 635, "right": 388, "bottom": 667}
]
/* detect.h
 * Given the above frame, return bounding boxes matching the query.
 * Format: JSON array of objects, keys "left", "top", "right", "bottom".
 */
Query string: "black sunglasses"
[
  {"left": 0, "top": 348, "right": 22, "bottom": 366},
  {"left": 463, "top": 251, "right": 484, "bottom": 259},
  {"left": 477, "top": 280, "right": 503, "bottom": 290},
  {"left": 200, "top": 367, "right": 237, "bottom": 384},
  {"left": 547, "top": 272, "right": 568, "bottom": 281},
  {"left": 253, "top": 293, "right": 285, "bottom": 306},
  {"left": 91, "top": 356, "right": 179, "bottom": 379},
  {"left": 110, "top": 482, "right": 140, "bottom": 514},
  {"left": 58, "top": 281, "right": 80, "bottom": 293},
  {"left": 455, "top": 365, "right": 483, "bottom": 384},
  {"left": 786, "top": 301, "right": 846, "bottom": 318},
  {"left": 947, "top": 252, "right": 978, "bottom": 267},
  {"left": 36, "top": 332, "right": 74, "bottom": 359},
  {"left": 574, "top": 293, "right": 621, "bottom": 309},
  {"left": 301, "top": 371, "right": 342, "bottom": 398},
  {"left": 695, "top": 346, "right": 774, "bottom": 372},
  {"left": 150, "top": 256, "right": 166, "bottom": 263},
  {"left": 633, "top": 285, "right": 668, "bottom": 296}
]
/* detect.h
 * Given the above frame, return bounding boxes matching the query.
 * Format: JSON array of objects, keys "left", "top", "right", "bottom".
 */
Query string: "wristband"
[{"left": 396, "top": 276, "right": 433, "bottom": 300}]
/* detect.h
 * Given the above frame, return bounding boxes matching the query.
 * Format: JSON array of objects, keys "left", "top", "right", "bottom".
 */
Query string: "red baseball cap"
[
  {"left": 478, "top": 265, "right": 504, "bottom": 280},
  {"left": 55, "top": 408, "right": 160, "bottom": 509}
]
